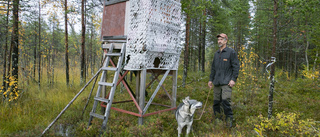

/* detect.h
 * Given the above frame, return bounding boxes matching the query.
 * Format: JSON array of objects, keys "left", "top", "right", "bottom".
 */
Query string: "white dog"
[{"left": 175, "top": 96, "right": 202, "bottom": 137}]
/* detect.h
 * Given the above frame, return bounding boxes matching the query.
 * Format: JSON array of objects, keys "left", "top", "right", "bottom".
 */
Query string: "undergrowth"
[{"left": 0, "top": 56, "right": 319, "bottom": 136}]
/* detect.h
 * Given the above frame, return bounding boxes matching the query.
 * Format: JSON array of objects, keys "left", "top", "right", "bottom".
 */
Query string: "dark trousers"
[{"left": 213, "top": 85, "right": 233, "bottom": 119}]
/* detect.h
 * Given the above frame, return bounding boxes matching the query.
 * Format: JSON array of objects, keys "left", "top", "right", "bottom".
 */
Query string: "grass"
[{"left": 0, "top": 66, "right": 320, "bottom": 136}]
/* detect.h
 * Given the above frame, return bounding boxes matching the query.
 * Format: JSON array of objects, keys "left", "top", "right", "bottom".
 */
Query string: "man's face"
[{"left": 218, "top": 37, "right": 227, "bottom": 47}]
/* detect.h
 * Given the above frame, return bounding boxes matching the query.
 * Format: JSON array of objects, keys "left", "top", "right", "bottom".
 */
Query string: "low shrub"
[{"left": 249, "top": 112, "right": 320, "bottom": 136}]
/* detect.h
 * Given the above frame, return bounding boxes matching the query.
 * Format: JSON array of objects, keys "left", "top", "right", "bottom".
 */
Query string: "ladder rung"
[
  {"left": 104, "top": 40, "right": 127, "bottom": 43},
  {"left": 94, "top": 97, "right": 110, "bottom": 103},
  {"left": 87, "top": 41, "right": 125, "bottom": 127},
  {"left": 102, "top": 35, "right": 126, "bottom": 40},
  {"left": 102, "top": 43, "right": 123, "bottom": 50},
  {"left": 98, "top": 82, "right": 113, "bottom": 87},
  {"left": 101, "top": 67, "right": 117, "bottom": 71},
  {"left": 106, "top": 53, "right": 121, "bottom": 56},
  {"left": 90, "top": 112, "right": 105, "bottom": 120}
]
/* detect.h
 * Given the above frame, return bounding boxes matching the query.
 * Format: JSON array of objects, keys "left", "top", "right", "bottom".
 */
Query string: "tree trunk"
[
  {"left": 7, "top": 41, "right": 13, "bottom": 89},
  {"left": 268, "top": 0, "right": 277, "bottom": 119},
  {"left": 313, "top": 50, "right": 318, "bottom": 79},
  {"left": 90, "top": 22, "right": 94, "bottom": 75},
  {"left": 304, "top": 18, "right": 309, "bottom": 71},
  {"left": 2, "top": 0, "right": 10, "bottom": 93},
  {"left": 198, "top": 20, "right": 202, "bottom": 71},
  {"left": 47, "top": 42, "right": 50, "bottom": 84},
  {"left": 11, "top": 0, "right": 20, "bottom": 96},
  {"left": 33, "top": 25, "right": 37, "bottom": 80},
  {"left": 294, "top": 41, "right": 298, "bottom": 79},
  {"left": 305, "top": 40, "right": 309, "bottom": 71},
  {"left": 80, "top": 0, "right": 86, "bottom": 85},
  {"left": 38, "top": 0, "right": 41, "bottom": 86},
  {"left": 182, "top": 13, "right": 190, "bottom": 87},
  {"left": 50, "top": 19, "right": 56, "bottom": 86},
  {"left": 52, "top": 47, "right": 56, "bottom": 86},
  {"left": 190, "top": 19, "right": 195, "bottom": 71},
  {"left": 65, "top": 0, "right": 70, "bottom": 86},
  {"left": 201, "top": 9, "right": 206, "bottom": 72},
  {"left": 237, "top": 22, "right": 241, "bottom": 54}
]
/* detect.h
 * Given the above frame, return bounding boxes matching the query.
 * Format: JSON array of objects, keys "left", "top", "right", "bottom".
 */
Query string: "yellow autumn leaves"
[
  {"left": 251, "top": 112, "right": 319, "bottom": 136},
  {"left": 237, "top": 47, "right": 264, "bottom": 91},
  {"left": 301, "top": 65, "right": 320, "bottom": 80},
  {"left": 0, "top": 76, "right": 19, "bottom": 102}
]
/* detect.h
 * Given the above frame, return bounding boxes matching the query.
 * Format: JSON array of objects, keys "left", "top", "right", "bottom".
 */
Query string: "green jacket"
[{"left": 209, "top": 47, "right": 240, "bottom": 86}]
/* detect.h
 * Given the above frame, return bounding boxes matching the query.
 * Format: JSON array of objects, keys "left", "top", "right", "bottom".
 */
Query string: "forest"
[{"left": 0, "top": 0, "right": 319, "bottom": 136}]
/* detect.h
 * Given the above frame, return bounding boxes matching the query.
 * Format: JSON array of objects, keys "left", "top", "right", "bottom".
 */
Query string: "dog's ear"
[
  {"left": 185, "top": 96, "right": 190, "bottom": 101},
  {"left": 182, "top": 98, "right": 189, "bottom": 105}
]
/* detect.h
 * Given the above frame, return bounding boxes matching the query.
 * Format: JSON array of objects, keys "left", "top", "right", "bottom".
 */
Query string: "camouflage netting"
[{"left": 124, "top": 0, "right": 182, "bottom": 70}]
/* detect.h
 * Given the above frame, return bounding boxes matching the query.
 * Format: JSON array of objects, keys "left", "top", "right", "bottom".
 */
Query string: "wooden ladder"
[{"left": 88, "top": 40, "right": 126, "bottom": 131}]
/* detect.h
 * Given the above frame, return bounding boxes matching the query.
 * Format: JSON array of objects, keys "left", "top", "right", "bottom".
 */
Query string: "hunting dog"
[{"left": 175, "top": 96, "right": 202, "bottom": 137}]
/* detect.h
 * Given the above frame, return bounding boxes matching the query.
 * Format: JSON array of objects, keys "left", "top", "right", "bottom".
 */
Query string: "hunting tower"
[{"left": 89, "top": 0, "right": 182, "bottom": 130}]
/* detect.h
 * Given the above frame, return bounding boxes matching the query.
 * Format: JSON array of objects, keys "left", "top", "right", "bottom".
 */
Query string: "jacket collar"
[{"left": 217, "top": 46, "right": 229, "bottom": 53}]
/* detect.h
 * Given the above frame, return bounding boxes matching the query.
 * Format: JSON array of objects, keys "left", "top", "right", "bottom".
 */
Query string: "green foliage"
[
  {"left": 1, "top": 60, "right": 320, "bottom": 136},
  {"left": 251, "top": 0, "right": 320, "bottom": 75},
  {"left": 228, "top": 0, "right": 251, "bottom": 48},
  {"left": 1, "top": 0, "right": 320, "bottom": 136},
  {"left": 249, "top": 112, "right": 320, "bottom": 136}
]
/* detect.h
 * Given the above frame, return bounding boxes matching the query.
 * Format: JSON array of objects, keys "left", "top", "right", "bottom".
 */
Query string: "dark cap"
[{"left": 217, "top": 33, "right": 228, "bottom": 40}]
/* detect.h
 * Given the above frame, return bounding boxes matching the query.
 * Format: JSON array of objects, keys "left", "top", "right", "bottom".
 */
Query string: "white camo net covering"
[{"left": 124, "top": 0, "right": 182, "bottom": 70}]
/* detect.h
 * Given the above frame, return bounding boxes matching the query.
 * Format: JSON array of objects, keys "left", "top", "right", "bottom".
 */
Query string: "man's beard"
[{"left": 218, "top": 44, "right": 223, "bottom": 47}]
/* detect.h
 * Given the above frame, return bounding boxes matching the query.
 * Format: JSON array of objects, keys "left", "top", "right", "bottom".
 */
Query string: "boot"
[{"left": 225, "top": 117, "right": 233, "bottom": 128}]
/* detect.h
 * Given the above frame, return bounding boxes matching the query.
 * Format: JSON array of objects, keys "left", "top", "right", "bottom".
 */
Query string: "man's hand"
[
  {"left": 208, "top": 81, "right": 213, "bottom": 89},
  {"left": 228, "top": 80, "right": 235, "bottom": 87}
]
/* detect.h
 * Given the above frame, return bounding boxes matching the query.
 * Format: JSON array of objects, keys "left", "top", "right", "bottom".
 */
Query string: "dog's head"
[{"left": 182, "top": 96, "right": 202, "bottom": 115}]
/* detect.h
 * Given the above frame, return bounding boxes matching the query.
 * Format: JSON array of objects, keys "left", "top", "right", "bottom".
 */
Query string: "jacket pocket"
[{"left": 222, "top": 57, "right": 230, "bottom": 69}]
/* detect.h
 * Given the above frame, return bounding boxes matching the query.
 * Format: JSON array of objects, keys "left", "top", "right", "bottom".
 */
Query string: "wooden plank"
[
  {"left": 135, "top": 71, "right": 140, "bottom": 102},
  {"left": 171, "top": 70, "right": 177, "bottom": 110},
  {"left": 146, "top": 69, "right": 175, "bottom": 76},
  {"left": 102, "top": 43, "right": 123, "bottom": 50},
  {"left": 143, "top": 107, "right": 177, "bottom": 117},
  {"left": 106, "top": 53, "right": 121, "bottom": 56},
  {"left": 98, "top": 82, "right": 114, "bottom": 87},
  {"left": 103, "top": 40, "right": 127, "bottom": 43},
  {"left": 111, "top": 107, "right": 142, "bottom": 117},
  {"left": 101, "top": 2, "right": 126, "bottom": 38},
  {"left": 138, "top": 69, "right": 146, "bottom": 125},
  {"left": 101, "top": 67, "right": 117, "bottom": 71},
  {"left": 94, "top": 97, "right": 110, "bottom": 103},
  {"left": 103, "top": 35, "right": 127, "bottom": 40},
  {"left": 155, "top": 77, "right": 172, "bottom": 101},
  {"left": 90, "top": 112, "right": 105, "bottom": 120},
  {"left": 142, "top": 69, "right": 170, "bottom": 114},
  {"left": 104, "top": 0, "right": 129, "bottom": 6}
]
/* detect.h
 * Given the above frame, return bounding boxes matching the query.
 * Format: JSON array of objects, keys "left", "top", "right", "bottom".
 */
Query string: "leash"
[{"left": 195, "top": 88, "right": 211, "bottom": 120}]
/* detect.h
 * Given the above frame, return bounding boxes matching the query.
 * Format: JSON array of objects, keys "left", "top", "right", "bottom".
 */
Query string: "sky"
[{"left": 18, "top": 0, "right": 103, "bottom": 34}]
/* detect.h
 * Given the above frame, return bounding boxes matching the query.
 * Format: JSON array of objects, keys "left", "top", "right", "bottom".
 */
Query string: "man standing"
[{"left": 208, "top": 33, "right": 240, "bottom": 127}]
